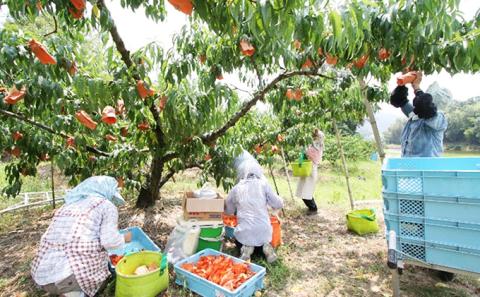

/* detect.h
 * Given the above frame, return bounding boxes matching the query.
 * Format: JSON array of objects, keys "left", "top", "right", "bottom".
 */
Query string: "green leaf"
[{"left": 329, "top": 10, "right": 343, "bottom": 42}]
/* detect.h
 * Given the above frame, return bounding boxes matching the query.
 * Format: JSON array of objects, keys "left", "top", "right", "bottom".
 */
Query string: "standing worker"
[
  {"left": 390, "top": 71, "right": 452, "bottom": 281},
  {"left": 389, "top": 71, "right": 448, "bottom": 157},
  {"left": 31, "top": 176, "right": 131, "bottom": 297},
  {"left": 296, "top": 128, "right": 325, "bottom": 215}
]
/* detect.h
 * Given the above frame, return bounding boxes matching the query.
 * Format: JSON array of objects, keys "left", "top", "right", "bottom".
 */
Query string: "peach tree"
[{"left": 0, "top": 0, "right": 478, "bottom": 207}]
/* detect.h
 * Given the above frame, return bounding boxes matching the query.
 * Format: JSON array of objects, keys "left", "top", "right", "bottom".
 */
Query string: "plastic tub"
[
  {"left": 199, "top": 225, "right": 224, "bottom": 238},
  {"left": 346, "top": 209, "right": 379, "bottom": 235},
  {"left": 174, "top": 249, "right": 266, "bottom": 297},
  {"left": 225, "top": 226, "right": 235, "bottom": 239},
  {"left": 291, "top": 160, "right": 313, "bottom": 177},
  {"left": 270, "top": 216, "right": 282, "bottom": 248},
  {"left": 109, "top": 227, "right": 160, "bottom": 257},
  {"left": 115, "top": 251, "right": 168, "bottom": 297}
]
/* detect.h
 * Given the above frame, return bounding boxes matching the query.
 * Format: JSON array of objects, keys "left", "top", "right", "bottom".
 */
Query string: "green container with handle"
[
  {"left": 291, "top": 150, "right": 313, "bottom": 177},
  {"left": 196, "top": 224, "right": 224, "bottom": 252},
  {"left": 115, "top": 251, "right": 168, "bottom": 297},
  {"left": 346, "top": 209, "right": 379, "bottom": 235}
]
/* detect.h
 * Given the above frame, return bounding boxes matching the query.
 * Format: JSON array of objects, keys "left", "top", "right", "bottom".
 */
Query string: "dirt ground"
[{"left": 0, "top": 193, "right": 479, "bottom": 297}]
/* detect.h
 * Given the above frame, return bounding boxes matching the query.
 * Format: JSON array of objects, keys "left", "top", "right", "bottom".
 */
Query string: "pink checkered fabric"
[
  {"left": 31, "top": 197, "right": 121, "bottom": 296},
  {"left": 306, "top": 144, "right": 323, "bottom": 165}
]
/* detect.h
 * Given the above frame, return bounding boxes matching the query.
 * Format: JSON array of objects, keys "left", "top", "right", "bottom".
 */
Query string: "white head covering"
[
  {"left": 234, "top": 150, "right": 265, "bottom": 181},
  {"left": 64, "top": 176, "right": 125, "bottom": 206},
  {"left": 239, "top": 161, "right": 264, "bottom": 181}
]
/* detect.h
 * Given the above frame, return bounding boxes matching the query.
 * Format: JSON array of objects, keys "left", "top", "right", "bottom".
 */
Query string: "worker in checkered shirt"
[{"left": 31, "top": 176, "right": 132, "bottom": 297}]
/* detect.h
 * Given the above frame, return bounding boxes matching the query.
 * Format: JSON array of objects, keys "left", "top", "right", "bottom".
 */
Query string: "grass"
[
  {"left": 404, "top": 283, "right": 471, "bottom": 297},
  {"left": 0, "top": 162, "right": 56, "bottom": 209},
  {"left": 1, "top": 149, "right": 480, "bottom": 211},
  {"left": 268, "top": 160, "right": 382, "bottom": 209}
]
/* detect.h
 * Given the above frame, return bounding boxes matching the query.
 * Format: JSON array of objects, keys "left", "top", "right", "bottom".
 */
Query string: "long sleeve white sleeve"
[{"left": 99, "top": 202, "right": 125, "bottom": 250}]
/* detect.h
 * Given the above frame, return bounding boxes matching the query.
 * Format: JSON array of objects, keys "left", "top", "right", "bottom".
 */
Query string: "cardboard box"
[{"left": 183, "top": 191, "right": 224, "bottom": 221}]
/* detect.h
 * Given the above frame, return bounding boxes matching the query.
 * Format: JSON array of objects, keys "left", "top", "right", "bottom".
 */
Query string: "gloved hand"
[
  {"left": 413, "top": 91, "right": 437, "bottom": 119},
  {"left": 390, "top": 85, "right": 409, "bottom": 108}
]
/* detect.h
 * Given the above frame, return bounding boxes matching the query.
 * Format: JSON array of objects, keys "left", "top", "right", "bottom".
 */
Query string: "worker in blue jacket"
[
  {"left": 390, "top": 71, "right": 448, "bottom": 157},
  {"left": 389, "top": 71, "right": 454, "bottom": 281}
]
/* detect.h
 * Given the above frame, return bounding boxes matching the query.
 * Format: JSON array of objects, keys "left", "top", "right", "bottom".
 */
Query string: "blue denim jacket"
[{"left": 400, "top": 103, "right": 448, "bottom": 157}]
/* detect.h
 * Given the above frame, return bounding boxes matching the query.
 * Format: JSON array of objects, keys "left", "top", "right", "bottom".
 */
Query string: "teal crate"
[
  {"left": 383, "top": 192, "right": 480, "bottom": 224},
  {"left": 225, "top": 226, "right": 235, "bottom": 239},
  {"left": 388, "top": 237, "right": 480, "bottom": 274},
  {"left": 108, "top": 226, "right": 160, "bottom": 256},
  {"left": 174, "top": 249, "right": 266, "bottom": 297},
  {"left": 382, "top": 157, "right": 480, "bottom": 197},
  {"left": 384, "top": 213, "right": 480, "bottom": 250},
  {"left": 107, "top": 227, "right": 160, "bottom": 273},
  {"left": 382, "top": 157, "right": 480, "bottom": 274}
]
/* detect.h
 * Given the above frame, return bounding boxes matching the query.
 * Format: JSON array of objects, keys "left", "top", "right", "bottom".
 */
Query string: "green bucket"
[
  {"left": 197, "top": 236, "right": 223, "bottom": 252},
  {"left": 196, "top": 225, "right": 224, "bottom": 252},
  {"left": 115, "top": 251, "right": 169, "bottom": 297},
  {"left": 291, "top": 160, "right": 313, "bottom": 177},
  {"left": 346, "top": 209, "right": 379, "bottom": 235},
  {"left": 199, "top": 225, "right": 223, "bottom": 237}
]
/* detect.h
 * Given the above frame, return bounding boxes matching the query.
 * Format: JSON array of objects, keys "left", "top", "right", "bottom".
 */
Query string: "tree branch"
[
  {"left": 160, "top": 152, "right": 178, "bottom": 163},
  {"left": 97, "top": 0, "right": 164, "bottom": 145},
  {"left": 0, "top": 108, "right": 110, "bottom": 157},
  {"left": 159, "top": 170, "right": 175, "bottom": 188},
  {"left": 43, "top": 14, "right": 58, "bottom": 38},
  {"left": 97, "top": 0, "right": 136, "bottom": 78},
  {"left": 200, "top": 68, "right": 335, "bottom": 145},
  {"left": 159, "top": 162, "right": 204, "bottom": 188}
]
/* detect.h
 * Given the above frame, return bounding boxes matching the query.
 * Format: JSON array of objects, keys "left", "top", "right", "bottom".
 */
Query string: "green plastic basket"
[
  {"left": 196, "top": 225, "right": 224, "bottom": 252},
  {"left": 346, "top": 209, "right": 379, "bottom": 235},
  {"left": 196, "top": 236, "right": 223, "bottom": 252},
  {"left": 199, "top": 225, "right": 223, "bottom": 238},
  {"left": 115, "top": 251, "right": 168, "bottom": 297},
  {"left": 291, "top": 160, "right": 313, "bottom": 177}
]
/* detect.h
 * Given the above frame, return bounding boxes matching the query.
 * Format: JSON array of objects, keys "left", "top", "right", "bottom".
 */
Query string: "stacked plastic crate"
[{"left": 382, "top": 157, "right": 480, "bottom": 273}]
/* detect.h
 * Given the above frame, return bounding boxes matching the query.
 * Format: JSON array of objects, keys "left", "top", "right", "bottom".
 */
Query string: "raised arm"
[{"left": 390, "top": 85, "right": 411, "bottom": 117}]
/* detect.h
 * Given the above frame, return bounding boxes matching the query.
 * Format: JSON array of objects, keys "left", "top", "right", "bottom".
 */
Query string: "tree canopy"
[{"left": 1, "top": 0, "right": 479, "bottom": 207}]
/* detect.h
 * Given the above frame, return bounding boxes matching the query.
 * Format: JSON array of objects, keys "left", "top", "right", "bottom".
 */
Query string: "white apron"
[{"left": 295, "top": 165, "right": 318, "bottom": 200}]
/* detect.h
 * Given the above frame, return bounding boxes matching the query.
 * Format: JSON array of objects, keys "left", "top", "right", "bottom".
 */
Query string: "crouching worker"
[
  {"left": 31, "top": 176, "right": 131, "bottom": 297},
  {"left": 225, "top": 161, "right": 284, "bottom": 263}
]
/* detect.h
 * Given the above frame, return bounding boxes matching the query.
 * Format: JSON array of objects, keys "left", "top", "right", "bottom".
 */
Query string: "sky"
[{"left": 1, "top": 0, "right": 479, "bottom": 132}]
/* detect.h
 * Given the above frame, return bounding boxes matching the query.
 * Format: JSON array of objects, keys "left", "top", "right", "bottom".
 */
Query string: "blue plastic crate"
[
  {"left": 382, "top": 157, "right": 480, "bottom": 274},
  {"left": 382, "top": 157, "right": 480, "bottom": 197},
  {"left": 108, "top": 226, "right": 160, "bottom": 274},
  {"left": 383, "top": 192, "right": 480, "bottom": 224},
  {"left": 174, "top": 249, "right": 266, "bottom": 297},
  {"left": 388, "top": 237, "right": 480, "bottom": 274},
  {"left": 225, "top": 226, "right": 235, "bottom": 239},
  {"left": 108, "top": 226, "right": 160, "bottom": 256},
  {"left": 384, "top": 213, "right": 480, "bottom": 250}
]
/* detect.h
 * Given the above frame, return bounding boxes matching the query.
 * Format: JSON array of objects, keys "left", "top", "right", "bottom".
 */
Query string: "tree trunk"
[
  {"left": 359, "top": 78, "right": 385, "bottom": 164},
  {"left": 136, "top": 157, "right": 163, "bottom": 208}
]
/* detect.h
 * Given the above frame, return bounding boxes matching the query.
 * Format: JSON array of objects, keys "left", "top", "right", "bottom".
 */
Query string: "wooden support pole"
[
  {"left": 359, "top": 79, "right": 386, "bottom": 164},
  {"left": 268, "top": 162, "right": 286, "bottom": 217},
  {"left": 280, "top": 147, "right": 295, "bottom": 202},
  {"left": 333, "top": 119, "right": 355, "bottom": 210},
  {"left": 392, "top": 269, "right": 401, "bottom": 297},
  {"left": 51, "top": 157, "right": 56, "bottom": 209}
]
